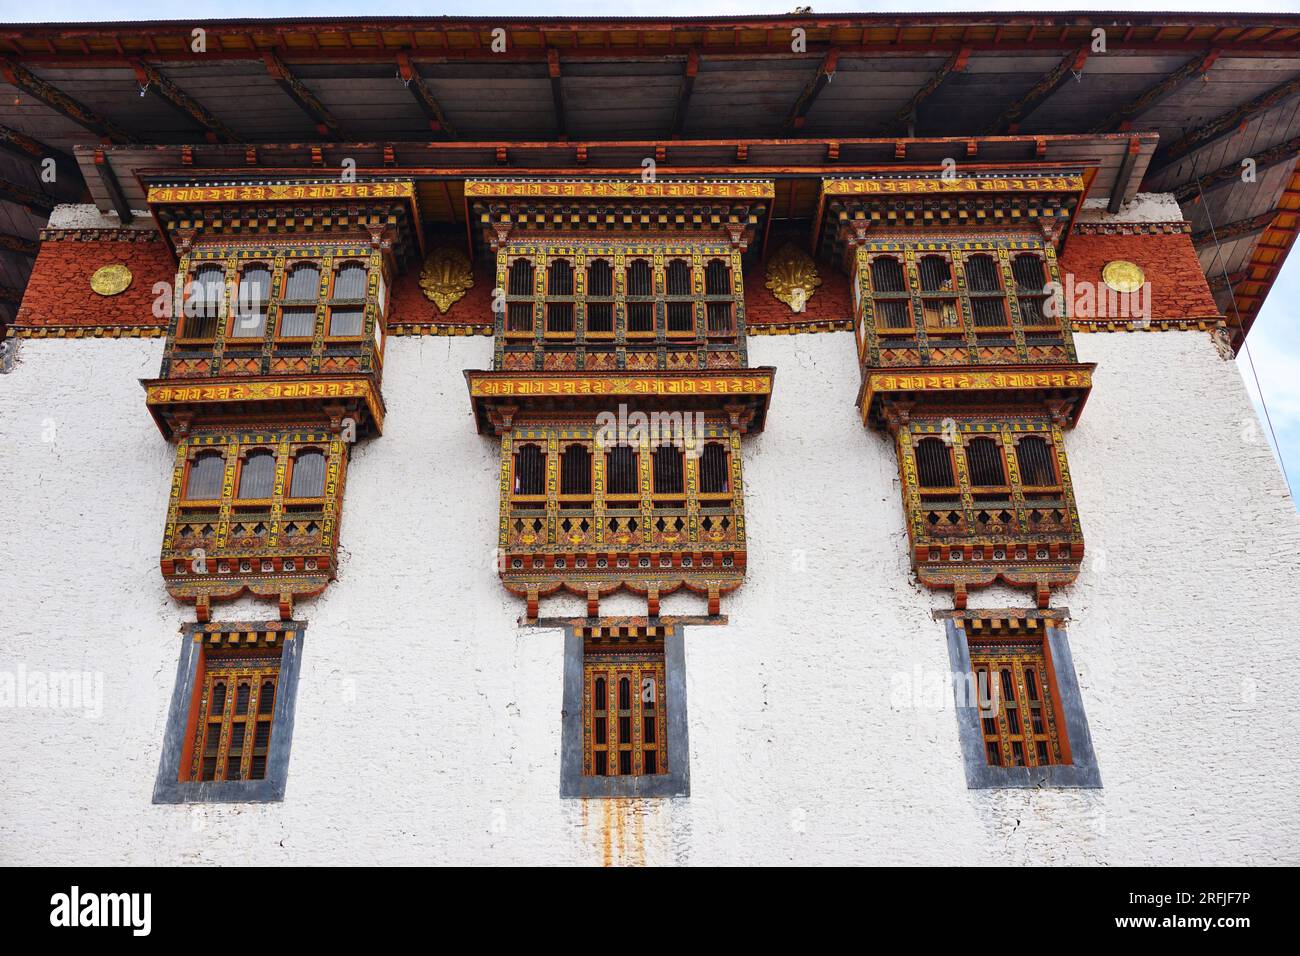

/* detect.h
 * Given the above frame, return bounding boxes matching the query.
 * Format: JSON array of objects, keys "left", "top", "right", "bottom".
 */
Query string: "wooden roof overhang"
[
  {"left": 3, "top": 13, "right": 1299, "bottom": 338},
  {"left": 142, "top": 176, "right": 425, "bottom": 267},
  {"left": 142, "top": 371, "right": 387, "bottom": 440},
  {"left": 464, "top": 367, "right": 777, "bottom": 436},
  {"left": 814, "top": 164, "right": 1097, "bottom": 263},
  {"left": 857, "top": 363, "right": 1097, "bottom": 433}
]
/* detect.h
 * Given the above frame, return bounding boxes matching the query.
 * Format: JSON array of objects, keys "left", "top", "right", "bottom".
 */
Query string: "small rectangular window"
[{"left": 583, "top": 633, "right": 667, "bottom": 778}]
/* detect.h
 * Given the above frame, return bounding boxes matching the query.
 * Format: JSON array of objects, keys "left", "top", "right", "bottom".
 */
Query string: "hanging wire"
[{"left": 1192, "top": 162, "right": 1295, "bottom": 498}]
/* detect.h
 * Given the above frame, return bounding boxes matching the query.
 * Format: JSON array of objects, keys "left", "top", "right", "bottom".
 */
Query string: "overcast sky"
[{"left": 5, "top": 0, "right": 1298, "bottom": 495}]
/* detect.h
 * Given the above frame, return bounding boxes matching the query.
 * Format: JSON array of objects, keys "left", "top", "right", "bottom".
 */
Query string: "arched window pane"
[
  {"left": 508, "top": 259, "right": 534, "bottom": 296},
  {"left": 230, "top": 266, "right": 270, "bottom": 338},
  {"left": 547, "top": 259, "right": 573, "bottom": 296},
  {"left": 967, "top": 438, "right": 1006, "bottom": 487},
  {"left": 185, "top": 265, "right": 225, "bottom": 338},
  {"left": 965, "top": 254, "right": 1001, "bottom": 293},
  {"left": 870, "top": 257, "right": 906, "bottom": 293},
  {"left": 587, "top": 259, "right": 613, "bottom": 297},
  {"left": 915, "top": 438, "right": 955, "bottom": 489},
  {"left": 705, "top": 258, "right": 730, "bottom": 296},
  {"left": 560, "top": 444, "right": 591, "bottom": 496},
  {"left": 1016, "top": 436, "right": 1056, "bottom": 486},
  {"left": 700, "top": 442, "right": 729, "bottom": 494},
  {"left": 666, "top": 259, "right": 691, "bottom": 296},
  {"left": 918, "top": 255, "right": 952, "bottom": 292},
  {"left": 238, "top": 450, "right": 276, "bottom": 499},
  {"left": 185, "top": 451, "right": 225, "bottom": 500},
  {"left": 290, "top": 450, "right": 326, "bottom": 498},
  {"left": 284, "top": 264, "right": 321, "bottom": 301},
  {"left": 627, "top": 259, "right": 653, "bottom": 297},
  {"left": 514, "top": 444, "right": 545, "bottom": 496},
  {"left": 653, "top": 445, "right": 684, "bottom": 495},
  {"left": 332, "top": 262, "right": 367, "bottom": 300}
]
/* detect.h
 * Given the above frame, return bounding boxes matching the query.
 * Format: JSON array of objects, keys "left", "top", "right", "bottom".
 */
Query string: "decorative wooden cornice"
[
  {"left": 388, "top": 323, "right": 492, "bottom": 337},
  {"left": 38, "top": 227, "right": 159, "bottom": 243},
  {"left": 748, "top": 318, "right": 853, "bottom": 336},
  {"left": 7, "top": 324, "right": 168, "bottom": 339},
  {"left": 1072, "top": 220, "right": 1191, "bottom": 236}
]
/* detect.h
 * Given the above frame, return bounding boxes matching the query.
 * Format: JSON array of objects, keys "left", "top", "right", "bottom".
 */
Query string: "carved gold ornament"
[
  {"left": 765, "top": 243, "right": 822, "bottom": 313},
  {"left": 1101, "top": 260, "right": 1145, "bottom": 294},
  {"left": 90, "top": 263, "right": 133, "bottom": 296},
  {"left": 419, "top": 245, "right": 474, "bottom": 313}
]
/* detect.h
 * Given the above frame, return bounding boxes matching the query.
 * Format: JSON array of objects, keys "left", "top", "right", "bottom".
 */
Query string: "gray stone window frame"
[
  {"left": 943, "top": 613, "right": 1102, "bottom": 789},
  {"left": 560, "top": 624, "right": 690, "bottom": 798},
  {"left": 152, "top": 620, "right": 306, "bottom": 804}
]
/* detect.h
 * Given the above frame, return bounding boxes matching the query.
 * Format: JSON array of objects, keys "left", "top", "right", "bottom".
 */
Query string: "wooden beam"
[
  {"left": 130, "top": 59, "right": 241, "bottom": 144},
  {"left": 1170, "top": 134, "right": 1300, "bottom": 201},
  {"left": 92, "top": 149, "right": 132, "bottom": 224},
  {"left": 984, "top": 45, "right": 1090, "bottom": 135},
  {"left": 0, "top": 283, "right": 23, "bottom": 304},
  {"left": 1193, "top": 208, "right": 1279, "bottom": 246},
  {"left": 0, "top": 231, "right": 38, "bottom": 256},
  {"left": 784, "top": 49, "right": 839, "bottom": 134},
  {"left": 1108, "top": 135, "right": 1144, "bottom": 214},
  {"left": 1148, "top": 68, "right": 1300, "bottom": 177},
  {"left": 670, "top": 49, "right": 700, "bottom": 137},
  {"left": 547, "top": 48, "right": 566, "bottom": 140},
  {"left": 0, "top": 120, "right": 75, "bottom": 168},
  {"left": 263, "top": 52, "right": 346, "bottom": 141},
  {"left": 0, "top": 57, "right": 137, "bottom": 144},
  {"left": 0, "top": 175, "right": 56, "bottom": 215},
  {"left": 396, "top": 53, "right": 455, "bottom": 139},
  {"left": 880, "top": 46, "right": 969, "bottom": 136},
  {"left": 1089, "top": 48, "right": 1221, "bottom": 134},
  {"left": 1208, "top": 269, "right": 1246, "bottom": 291}
]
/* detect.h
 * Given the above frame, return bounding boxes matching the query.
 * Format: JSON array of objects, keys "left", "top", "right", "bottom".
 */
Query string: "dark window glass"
[
  {"left": 653, "top": 446, "right": 684, "bottom": 495},
  {"left": 560, "top": 444, "right": 592, "bottom": 496},
  {"left": 547, "top": 259, "right": 573, "bottom": 296},
  {"left": 706, "top": 302, "right": 733, "bottom": 333},
  {"left": 1016, "top": 436, "right": 1056, "bottom": 486},
  {"left": 876, "top": 300, "right": 912, "bottom": 329},
  {"left": 328, "top": 308, "right": 365, "bottom": 337},
  {"left": 627, "top": 302, "right": 654, "bottom": 333},
  {"left": 332, "top": 262, "right": 367, "bottom": 300},
  {"left": 507, "top": 302, "right": 533, "bottom": 332},
  {"left": 237, "top": 450, "right": 275, "bottom": 499},
  {"left": 283, "top": 264, "right": 320, "bottom": 301},
  {"left": 871, "top": 257, "right": 906, "bottom": 293},
  {"left": 666, "top": 259, "right": 691, "bottom": 296},
  {"left": 185, "top": 265, "right": 225, "bottom": 338},
  {"left": 627, "top": 260, "right": 653, "bottom": 297},
  {"left": 289, "top": 450, "right": 326, "bottom": 498},
  {"left": 700, "top": 442, "right": 729, "bottom": 494},
  {"left": 185, "top": 451, "right": 224, "bottom": 500},
  {"left": 606, "top": 446, "right": 638, "bottom": 496},
  {"left": 586, "top": 302, "right": 613, "bottom": 333},
  {"left": 705, "top": 258, "right": 730, "bottom": 295},
  {"left": 508, "top": 259, "right": 534, "bottom": 296},
  {"left": 587, "top": 259, "right": 613, "bottom": 297},
  {"left": 667, "top": 302, "right": 693, "bottom": 333},
  {"left": 546, "top": 302, "right": 574, "bottom": 333},
  {"left": 918, "top": 255, "right": 952, "bottom": 293},
  {"left": 967, "top": 437, "right": 1006, "bottom": 487},
  {"left": 1011, "top": 253, "right": 1046, "bottom": 293},
  {"left": 915, "top": 437, "right": 955, "bottom": 489},
  {"left": 965, "top": 254, "right": 1001, "bottom": 293},
  {"left": 231, "top": 266, "right": 270, "bottom": 338},
  {"left": 971, "top": 298, "right": 1007, "bottom": 328},
  {"left": 279, "top": 307, "right": 316, "bottom": 338},
  {"left": 513, "top": 444, "right": 545, "bottom": 496}
]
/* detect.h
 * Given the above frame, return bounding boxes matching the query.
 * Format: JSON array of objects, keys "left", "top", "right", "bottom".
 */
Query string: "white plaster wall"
[{"left": 1, "top": 328, "right": 1298, "bottom": 865}]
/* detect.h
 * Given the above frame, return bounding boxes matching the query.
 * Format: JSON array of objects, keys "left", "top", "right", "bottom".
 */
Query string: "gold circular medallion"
[
  {"left": 90, "top": 264, "right": 133, "bottom": 296},
  {"left": 1101, "top": 260, "right": 1144, "bottom": 294}
]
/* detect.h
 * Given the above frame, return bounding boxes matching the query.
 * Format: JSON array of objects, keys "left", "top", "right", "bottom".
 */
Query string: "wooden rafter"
[
  {"left": 784, "top": 49, "right": 838, "bottom": 134},
  {"left": 263, "top": 52, "right": 345, "bottom": 141},
  {"left": 396, "top": 53, "right": 455, "bottom": 139},
  {"left": 984, "top": 45, "right": 1090, "bottom": 135},
  {"left": 1148, "top": 69, "right": 1300, "bottom": 177},
  {"left": 0, "top": 231, "right": 38, "bottom": 255},
  {"left": 1108, "top": 135, "right": 1144, "bottom": 214},
  {"left": 0, "top": 283, "right": 22, "bottom": 304},
  {"left": 0, "top": 120, "right": 75, "bottom": 168},
  {"left": 1172, "top": 134, "right": 1300, "bottom": 201},
  {"left": 548, "top": 49, "right": 566, "bottom": 140},
  {"left": 0, "top": 57, "right": 137, "bottom": 144},
  {"left": 879, "top": 47, "right": 970, "bottom": 136},
  {"left": 1213, "top": 165, "right": 1300, "bottom": 342},
  {"left": 92, "top": 149, "right": 132, "bottom": 223},
  {"left": 131, "top": 60, "right": 241, "bottom": 144},
  {"left": 1089, "top": 48, "right": 1221, "bottom": 134},
  {"left": 670, "top": 50, "right": 700, "bottom": 137},
  {"left": 1194, "top": 208, "right": 1279, "bottom": 246},
  {"left": 0, "top": 175, "right": 56, "bottom": 214}
]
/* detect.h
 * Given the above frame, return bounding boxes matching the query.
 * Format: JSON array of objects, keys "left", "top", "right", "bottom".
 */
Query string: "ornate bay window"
[
  {"left": 826, "top": 169, "right": 1095, "bottom": 608},
  {"left": 466, "top": 179, "right": 777, "bottom": 621},
  {"left": 143, "top": 178, "right": 420, "bottom": 620}
]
